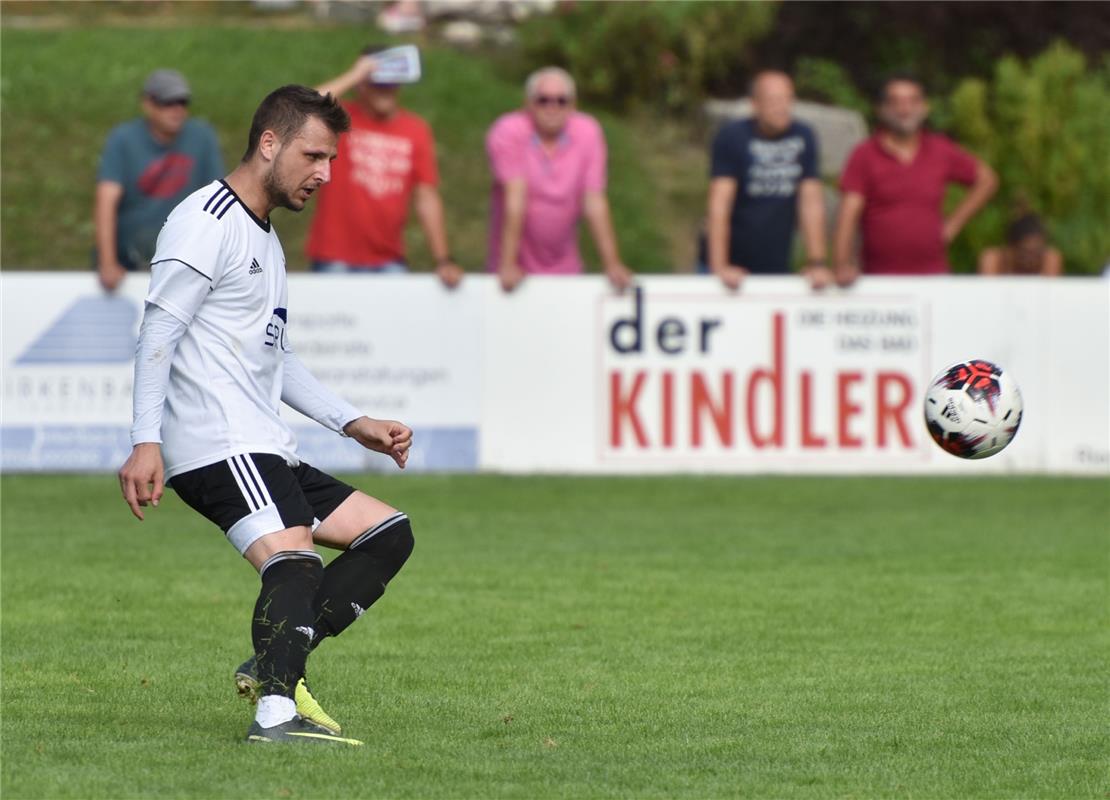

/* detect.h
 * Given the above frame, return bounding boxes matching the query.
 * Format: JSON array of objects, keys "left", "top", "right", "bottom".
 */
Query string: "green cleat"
[
  {"left": 295, "top": 677, "right": 343, "bottom": 735},
  {"left": 234, "top": 656, "right": 343, "bottom": 734},
  {"left": 245, "top": 715, "right": 362, "bottom": 746}
]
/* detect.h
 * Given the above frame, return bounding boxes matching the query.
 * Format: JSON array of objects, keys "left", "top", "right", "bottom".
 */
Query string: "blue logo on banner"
[{"left": 16, "top": 295, "right": 138, "bottom": 364}]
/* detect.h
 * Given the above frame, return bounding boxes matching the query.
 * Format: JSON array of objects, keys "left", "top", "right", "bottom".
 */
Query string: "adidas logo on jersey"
[{"left": 249, "top": 258, "right": 263, "bottom": 275}]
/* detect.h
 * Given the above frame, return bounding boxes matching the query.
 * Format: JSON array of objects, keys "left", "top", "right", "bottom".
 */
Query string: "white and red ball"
[{"left": 924, "top": 359, "right": 1023, "bottom": 459}]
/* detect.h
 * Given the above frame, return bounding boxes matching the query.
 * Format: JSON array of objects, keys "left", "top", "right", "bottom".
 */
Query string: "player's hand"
[
  {"left": 714, "top": 264, "right": 748, "bottom": 291},
  {"left": 805, "top": 264, "right": 834, "bottom": 291},
  {"left": 435, "top": 260, "right": 464, "bottom": 289},
  {"left": 118, "top": 443, "right": 165, "bottom": 521},
  {"left": 498, "top": 263, "right": 526, "bottom": 293},
  {"left": 604, "top": 262, "right": 635, "bottom": 292},
  {"left": 344, "top": 416, "right": 413, "bottom": 469},
  {"left": 834, "top": 263, "right": 860, "bottom": 288},
  {"left": 99, "top": 261, "right": 127, "bottom": 292}
]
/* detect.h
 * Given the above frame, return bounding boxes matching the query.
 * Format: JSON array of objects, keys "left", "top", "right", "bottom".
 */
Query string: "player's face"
[
  {"left": 751, "top": 73, "right": 794, "bottom": 136},
  {"left": 527, "top": 75, "right": 574, "bottom": 139},
  {"left": 879, "top": 81, "right": 929, "bottom": 136},
  {"left": 265, "top": 116, "right": 339, "bottom": 212}
]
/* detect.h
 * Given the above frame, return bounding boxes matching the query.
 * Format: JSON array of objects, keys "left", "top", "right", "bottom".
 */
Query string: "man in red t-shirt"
[
  {"left": 833, "top": 74, "right": 997, "bottom": 282},
  {"left": 308, "top": 48, "right": 462, "bottom": 287}
]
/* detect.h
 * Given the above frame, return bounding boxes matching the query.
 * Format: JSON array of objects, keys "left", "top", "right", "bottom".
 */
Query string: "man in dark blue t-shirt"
[{"left": 703, "top": 71, "right": 830, "bottom": 290}]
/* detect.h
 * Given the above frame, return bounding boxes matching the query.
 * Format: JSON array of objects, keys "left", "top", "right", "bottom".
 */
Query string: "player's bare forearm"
[
  {"left": 343, "top": 416, "right": 413, "bottom": 469},
  {"left": 118, "top": 442, "right": 165, "bottom": 521}
]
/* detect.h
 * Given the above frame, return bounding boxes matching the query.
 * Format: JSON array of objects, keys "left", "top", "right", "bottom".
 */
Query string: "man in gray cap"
[{"left": 94, "top": 69, "right": 224, "bottom": 290}]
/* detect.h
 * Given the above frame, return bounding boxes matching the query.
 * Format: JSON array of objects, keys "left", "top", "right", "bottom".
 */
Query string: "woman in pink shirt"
[{"left": 486, "top": 67, "right": 634, "bottom": 292}]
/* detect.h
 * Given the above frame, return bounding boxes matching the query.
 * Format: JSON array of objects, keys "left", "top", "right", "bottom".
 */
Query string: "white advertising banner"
[
  {"left": 0, "top": 274, "right": 481, "bottom": 473},
  {"left": 2, "top": 273, "right": 1107, "bottom": 475},
  {"left": 482, "top": 276, "right": 1109, "bottom": 475}
]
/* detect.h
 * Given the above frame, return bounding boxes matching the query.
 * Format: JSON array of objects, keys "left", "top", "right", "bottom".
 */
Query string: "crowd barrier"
[{"left": 2, "top": 273, "right": 1107, "bottom": 475}]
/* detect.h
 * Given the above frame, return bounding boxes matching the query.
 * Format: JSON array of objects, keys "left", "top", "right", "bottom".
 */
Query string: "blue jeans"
[{"left": 311, "top": 260, "right": 408, "bottom": 274}]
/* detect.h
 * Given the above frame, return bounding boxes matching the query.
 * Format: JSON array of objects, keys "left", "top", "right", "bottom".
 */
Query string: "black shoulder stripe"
[
  {"left": 215, "top": 193, "right": 238, "bottom": 219},
  {"left": 213, "top": 193, "right": 239, "bottom": 218},
  {"left": 150, "top": 258, "right": 213, "bottom": 282},
  {"left": 202, "top": 187, "right": 229, "bottom": 213},
  {"left": 217, "top": 178, "right": 271, "bottom": 232}
]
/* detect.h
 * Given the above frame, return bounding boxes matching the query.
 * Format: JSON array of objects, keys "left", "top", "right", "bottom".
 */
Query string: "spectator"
[
  {"left": 833, "top": 73, "right": 998, "bottom": 283},
  {"left": 978, "top": 213, "right": 1063, "bottom": 276},
  {"left": 309, "top": 47, "right": 462, "bottom": 287},
  {"left": 703, "top": 70, "right": 829, "bottom": 291},
  {"left": 95, "top": 69, "right": 223, "bottom": 291},
  {"left": 486, "top": 67, "right": 634, "bottom": 292}
]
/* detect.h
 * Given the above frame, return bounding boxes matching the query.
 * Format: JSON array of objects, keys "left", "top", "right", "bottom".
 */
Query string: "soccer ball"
[{"left": 924, "top": 359, "right": 1023, "bottom": 459}]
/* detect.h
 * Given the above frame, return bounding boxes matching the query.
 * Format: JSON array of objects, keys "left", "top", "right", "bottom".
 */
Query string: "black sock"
[
  {"left": 253, "top": 550, "right": 324, "bottom": 698},
  {"left": 311, "top": 513, "right": 414, "bottom": 649}
]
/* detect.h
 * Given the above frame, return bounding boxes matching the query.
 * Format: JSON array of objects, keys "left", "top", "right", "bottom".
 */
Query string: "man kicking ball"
[{"left": 118, "top": 85, "right": 414, "bottom": 746}]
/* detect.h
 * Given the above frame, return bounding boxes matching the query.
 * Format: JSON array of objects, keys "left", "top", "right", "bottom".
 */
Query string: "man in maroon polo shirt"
[{"left": 833, "top": 74, "right": 997, "bottom": 283}]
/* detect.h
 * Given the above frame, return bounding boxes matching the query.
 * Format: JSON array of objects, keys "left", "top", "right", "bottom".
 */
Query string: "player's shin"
[
  {"left": 310, "top": 514, "right": 414, "bottom": 649},
  {"left": 252, "top": 550, "right": 324, "bottom": 726}
]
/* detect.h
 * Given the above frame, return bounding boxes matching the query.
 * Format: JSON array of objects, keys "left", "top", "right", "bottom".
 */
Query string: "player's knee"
[
  {"left": 389, "top": 517, "right": 415, "bottom": 566},
  {"left": 374, "top": 517, "right": 414, "bottom": 576},
  {"left": 351, "top": 513, "right": 413, "bottom": 577}
]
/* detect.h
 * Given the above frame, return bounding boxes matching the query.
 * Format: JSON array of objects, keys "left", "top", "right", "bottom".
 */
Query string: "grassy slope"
[
  {"left": 0, "top": 24, "right": 673, "bottom": 272},
  {"left": 1, "top": 474, "right": 1106, "bottom": 799}
]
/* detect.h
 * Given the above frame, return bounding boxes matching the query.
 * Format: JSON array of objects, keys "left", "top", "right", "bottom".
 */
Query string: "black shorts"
[{"left": 169, "top": 453, "right": 355, "bottom": 555}]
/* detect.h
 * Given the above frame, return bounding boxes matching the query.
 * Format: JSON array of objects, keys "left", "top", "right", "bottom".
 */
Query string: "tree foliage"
[
  {"left": 946, "top": 43, "right": 1109, "bottom": 273},
  {"left": 516, "top": 1, "right": 778, "bottom": 114}
]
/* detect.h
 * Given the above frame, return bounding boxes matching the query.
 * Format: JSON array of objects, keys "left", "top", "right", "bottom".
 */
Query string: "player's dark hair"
[
  {"left": 1007, "top": 213, "right": 1046, "bottom": 244},
  {"left": 875, "top": 72, "right": 926, "bottom": 104},
  {"left": 241, "top": 84, "right": 350, "bottom": 162}
]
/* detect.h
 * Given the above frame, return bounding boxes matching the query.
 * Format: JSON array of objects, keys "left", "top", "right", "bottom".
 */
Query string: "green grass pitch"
[{"left": 1, "top": 473, "right": 1106, "bottom": 798}]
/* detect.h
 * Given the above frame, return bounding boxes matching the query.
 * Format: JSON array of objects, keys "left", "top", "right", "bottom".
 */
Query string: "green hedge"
[
  {"left": 517, "top": 1, "right": 778, "bottom": 114},
  {"left": 946, "top": 43, "right": 1109, "bottom": 274}
]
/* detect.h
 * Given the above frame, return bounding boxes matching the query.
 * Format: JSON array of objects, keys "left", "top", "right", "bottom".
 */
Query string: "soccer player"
[{"left": 118, "top": 85, "right": 415, "bottom": 746}]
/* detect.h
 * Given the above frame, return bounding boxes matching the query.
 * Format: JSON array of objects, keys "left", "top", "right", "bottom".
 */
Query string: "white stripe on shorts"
[
  {"left": 237, "top": 454, "right": 274, "bottom": 507},
  {"left": 227, "top": 456, "right": 261, "bottom": 512}
]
